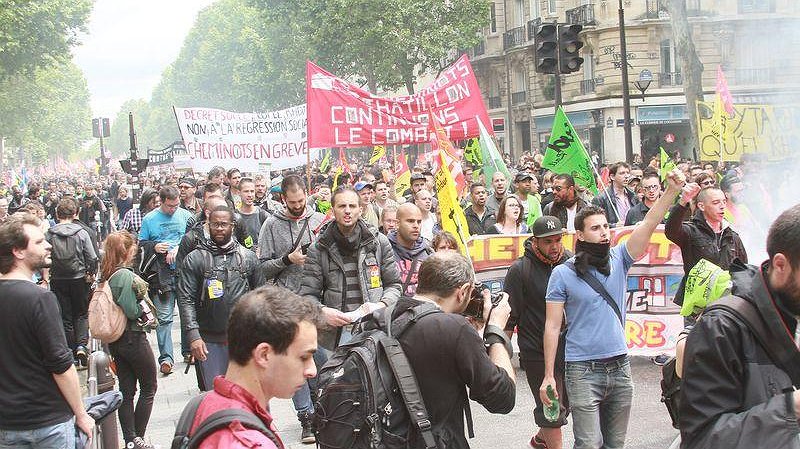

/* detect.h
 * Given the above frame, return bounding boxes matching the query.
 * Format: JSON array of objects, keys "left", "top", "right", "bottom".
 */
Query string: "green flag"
[
  {"left": 477, "top": 119, "right": 511, "bottom": 187},
  {"left": 659, "top": 147, "right": 676, "bottom": 183},
  {"left": 542, "top": 107, "right": 598, "bottom": 194},
  {"left": 319, "top": 148, "right": 331, "bottom": 173},
  {"left": 464, "top": 138, "right": 482, "bottom": 167}
]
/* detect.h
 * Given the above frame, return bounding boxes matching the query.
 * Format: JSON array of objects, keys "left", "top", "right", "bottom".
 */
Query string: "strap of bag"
[
  {"left": 187, "top": 408, "right": 279, "bottom": 449},
  {"left": 291, "top": 218, "right": 311, "bottom": 251},
  {"left": 709, "top": 296, "right": 800, "bottom": 387},
  {"left": 565, "top": 260, "right": 624, "bottom": 326},
  {"left": 401, "top": 257, "right": 422, "bottom": 295},
  {"left": 171, "top": 392, "right": 207, "bottom": 449},
  {"left": 379, "top": 337, "right": 436, "bottom": 449}
]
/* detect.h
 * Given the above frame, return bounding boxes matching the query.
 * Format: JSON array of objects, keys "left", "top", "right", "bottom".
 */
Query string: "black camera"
[{"left": 462, "top": 282, "right": 502, "bottom": 321}]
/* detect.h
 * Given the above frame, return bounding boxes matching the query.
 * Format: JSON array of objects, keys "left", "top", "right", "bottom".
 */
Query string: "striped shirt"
[{"left": 341, "top": 253, "right": 363, "bottom": 312}]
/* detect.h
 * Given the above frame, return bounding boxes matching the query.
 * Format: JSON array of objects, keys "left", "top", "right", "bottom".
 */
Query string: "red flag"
[
  {"left": 428, "top": 110, "right": 467, "bottom": 196},
  {"left": 716, "top": 65, "right": 735, "bottom": 117}
]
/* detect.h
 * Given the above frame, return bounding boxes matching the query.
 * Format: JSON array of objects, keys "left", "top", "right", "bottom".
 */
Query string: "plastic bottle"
[{"left": 544, "top": 385, "right": 560, "bottom": 422}]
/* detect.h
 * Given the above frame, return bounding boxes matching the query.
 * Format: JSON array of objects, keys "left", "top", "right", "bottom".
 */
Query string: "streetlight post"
[{"left": 618, "top": 0, "right": 634, "bottom": 162}]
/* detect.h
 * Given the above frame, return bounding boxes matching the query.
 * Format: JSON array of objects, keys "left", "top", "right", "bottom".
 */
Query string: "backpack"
[
  {"left": 313, "top": 302, "right": 440, "bottom": 449},
  {"left": 659, "top": 355, "right": 682, "bottom": 429},
  {"left": 48, "top": 228, "right": 84, "bottom": 276},
  {"left": 171, "top": 392, "right": 280, "bottom": 449},
  {"left": 87, "top": 270, "right": 127, "bottom": 343}
]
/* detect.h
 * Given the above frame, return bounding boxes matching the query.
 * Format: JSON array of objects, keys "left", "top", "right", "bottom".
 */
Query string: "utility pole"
[
  {"left": 619, "top": 0, "right": 634, "bottom": 162},
  {"left": 120, "top": 113, "right": 148, "bottom": 202}
]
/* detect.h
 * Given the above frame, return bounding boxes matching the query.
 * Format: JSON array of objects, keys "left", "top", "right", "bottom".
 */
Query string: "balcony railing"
[
  {"left": 580, "top": 79, "right": 596, "bottom": 95},
  {"left": 658, "top": 72, "right": 683, "bottom": 87},
  {"left": 503, "top": 26, "right": 527, "bottom": 50},
  {"left": 511, "top": 91, "right": 527, "bottom": 105},
  {"left": 735, "top": 67, "right": 775, "bottom": 84},
  {"left": 646, "top": 0, "right": 704, "bottom": 18},
  {"left": 486, "top": 96, "right": 502, "bottom": 109},
  {"left": 470, "top": 40, "right": 485, "bottom": 57},
  {"left": 566, "top": 4, "right": 596, "bottom": 26},
  {"left": 739, "top": 0, "right": 775, "bottom": 14},
  {"left": 527, "top": 17, "right": 542, "bottom": 42}
]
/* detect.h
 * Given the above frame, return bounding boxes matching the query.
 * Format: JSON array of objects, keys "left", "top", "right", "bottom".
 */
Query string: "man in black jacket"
[
  {"left": 177, "top": 206, "right": 265, "bottom": 390},
  {"left": 591, "top": 162, "right": 639, "bottom": 227},
  {"left": 680, "top": 204, "right": 800, "bottom": 449},
  {"left": 397, "top": 251, "right": 516, "bottom": 448},
  {"left": 504, "top": 216, "right": 570, "bottom": 449},
  {"left": 665, "top": 184, "right": 747, "bottom": 307},
  {"left": 463, "top": 183, "right": 496, "bottom": 235},
  {"left": 624, "top": 172, "right": 662, "bottom": 226},
  {"left": 543, "top": 174, "right": 587, "bottom": 232}
]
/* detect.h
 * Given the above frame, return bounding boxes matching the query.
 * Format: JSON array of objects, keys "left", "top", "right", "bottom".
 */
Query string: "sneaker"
[
  {"left": 75, "top": 346, "right": 89, "bottom": 366},
  {"left": 126, "top": 437, "right": 156, "bottom": 449},
  {"left": 298, "top": 412, "right": 316, "bottom": 444},
  {"left": 530, "top": 435, "right": 548, "bottom": 449},
  {"left": 160, "top": 360, "right": 173, "bottom": 375}
]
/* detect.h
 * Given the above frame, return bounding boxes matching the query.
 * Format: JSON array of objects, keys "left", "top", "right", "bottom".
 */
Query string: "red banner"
[{"left": 306, "top": 55, "right": 492, "bottom": 148}]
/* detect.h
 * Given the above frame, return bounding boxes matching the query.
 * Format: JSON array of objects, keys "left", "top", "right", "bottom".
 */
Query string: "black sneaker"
[
  {"left": 298, "top": 412, "right": 316, "bottom": 444},
  {"left": 75, "top": 346, "right": 89, "bottom": 366},
  {"left": 126, "top": 436, "right": 157, "bottom": 449}
]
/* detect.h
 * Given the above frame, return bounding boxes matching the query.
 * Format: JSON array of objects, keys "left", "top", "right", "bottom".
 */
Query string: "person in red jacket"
[{"left": 187, "top": 286, "right": 324, "bottom": 448}]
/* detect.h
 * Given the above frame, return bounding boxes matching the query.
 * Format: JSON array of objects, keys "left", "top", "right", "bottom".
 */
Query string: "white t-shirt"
[{"left": 566, "top": 203, "right": 578, "bottom": 232}]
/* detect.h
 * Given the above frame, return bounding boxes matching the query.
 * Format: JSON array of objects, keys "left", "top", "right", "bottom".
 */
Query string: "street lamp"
[{"left": 633, "top": 69, "right": 653, "bottom": 101}]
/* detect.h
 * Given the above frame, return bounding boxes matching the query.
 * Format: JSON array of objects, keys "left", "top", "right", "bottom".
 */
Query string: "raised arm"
[{"left": 626, "top": 169, "right": 685, "bottom": 260}]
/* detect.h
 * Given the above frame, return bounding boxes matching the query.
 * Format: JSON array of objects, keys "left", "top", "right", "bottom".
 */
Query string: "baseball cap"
[
  {"left": 514, "top": 172, "right": 534, "bottom": 183},
  {"left": 178, "top": 177, "right": 197, "bottom": 187},
  {"left": 354, "top": 181, "right": 374, "bottom": 191},
  {"left": 532, "top": 216, "right": 565, "bottom": 238},
  {"left": 410, "top": 173, "right": 426, "bottom": 181}
]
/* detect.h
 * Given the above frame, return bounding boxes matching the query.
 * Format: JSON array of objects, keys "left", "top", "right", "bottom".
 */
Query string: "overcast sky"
[{"left": 73, "top": 0, "right": 217, "bottom": 119}]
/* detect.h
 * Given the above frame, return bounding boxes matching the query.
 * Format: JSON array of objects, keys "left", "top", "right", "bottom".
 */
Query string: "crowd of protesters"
[{"left": 0, "top": 143, "right": 794, "bottom": 449}]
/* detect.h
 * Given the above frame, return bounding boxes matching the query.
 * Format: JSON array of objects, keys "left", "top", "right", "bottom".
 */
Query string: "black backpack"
[
  {"left": 171, "top": 392, "right": 280, "bottom": 449},
  {"left": 48, "top": 227, "right": 84, "bottom": 276},
  {"left": 313, "top": 302, "right": 440, "bottom": 449},
  {"left": 659, "top": 355, "right": 682, "bottom": 429}
]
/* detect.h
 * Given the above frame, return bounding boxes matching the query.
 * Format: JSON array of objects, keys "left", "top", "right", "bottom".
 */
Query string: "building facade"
[{"left": 469, "top": 0, "right": 800, "bottom": 163}]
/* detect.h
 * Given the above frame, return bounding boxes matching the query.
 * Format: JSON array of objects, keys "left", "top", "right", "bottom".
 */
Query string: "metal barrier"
[{"left": 87, "top": 338, "right": 119, "bottom": 449}]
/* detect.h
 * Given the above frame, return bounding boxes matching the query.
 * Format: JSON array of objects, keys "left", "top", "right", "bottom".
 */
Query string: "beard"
[
  {"left": 31, "top": 254, "right": 51, "bottom": 271},
  {"left": 774, "top": 278, "right": 800, "bottom": 316}
]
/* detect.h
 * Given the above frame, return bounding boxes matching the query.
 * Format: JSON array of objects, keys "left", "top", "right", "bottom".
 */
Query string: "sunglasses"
[{"left": 700, "top": 180, "right": 715, "bottom": 187}]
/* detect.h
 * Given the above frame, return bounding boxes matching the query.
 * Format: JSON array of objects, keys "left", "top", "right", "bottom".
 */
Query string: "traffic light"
[
  {"left": 534, "top": 23, "right": 558, "bottom": 74},
  {"left": 559, "top": 24, "right": 584, "bottom": 74},
  {"left": 92, "top": 118, "right": 110, "bottom": 138}
]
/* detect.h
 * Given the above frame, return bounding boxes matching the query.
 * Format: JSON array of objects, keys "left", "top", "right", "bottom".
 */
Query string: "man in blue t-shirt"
[
  {"left": 139, "top": 185, "right": 192, "bottom": 375},
  {"left": 540, "top": 169, "right": 685, "bottom": 449}
]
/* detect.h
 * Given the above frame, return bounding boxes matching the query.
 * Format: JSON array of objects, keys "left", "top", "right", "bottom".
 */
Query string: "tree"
[
  {"left": 0, "top": 61, "right": 91, "bottom": 164},
  {"left": 258, "top": 0, "right": 491, "bottom": 94},
  {"left": 0, "top": 0, "right": 92, "bottom": 80},
  {"left": 667, "top": 0, "right": 704, "bottom": 158}
]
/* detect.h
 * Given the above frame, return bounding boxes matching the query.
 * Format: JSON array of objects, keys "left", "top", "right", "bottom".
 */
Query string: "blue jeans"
[
  {"left": 154, "top": 288, "right": 176, "bottom": 365},
  {"left": 565, "top": 356, "right": 633, "bottom": 449},
  {"left": 291, "top": 350, "right": 327, "bottom": 415},
  {"left": 197, "top": 341, "right": 229, "bottom": 391},
  {"left": 0, "top": 417, "right": 75, "bottom": 449}
]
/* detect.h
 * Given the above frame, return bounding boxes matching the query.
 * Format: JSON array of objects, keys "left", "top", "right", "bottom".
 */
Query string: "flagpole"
[
  {"left": 580, "top": 143, "right": 621, "bottom": 223},
  {"left": 306, "top": 146, "right": 312, "bottom": 189}
]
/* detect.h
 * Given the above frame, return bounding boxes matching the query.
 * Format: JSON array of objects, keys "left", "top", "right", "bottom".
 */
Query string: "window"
[
  {"left": 583, "top": 51, "right": 594, "bottom": 80},
  {"left": 515, "top": 0, "right": 525, "bottom": 26},
  {"left": 548, "top": 0, "right": 557, "bottom": 15},
  {"left": 660, "top": 39, "right": 681, "bottom": 75},
  {"left": 490, "top": 3, "right": 497, "bottom": 33},
  {"left": 514, "top": 66, "right": 527, "bottom": 93}
]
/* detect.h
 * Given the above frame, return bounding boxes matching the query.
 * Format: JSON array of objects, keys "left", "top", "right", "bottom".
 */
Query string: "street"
[{"left": 125, "top": 324, "right": 679, "bottom": 448}]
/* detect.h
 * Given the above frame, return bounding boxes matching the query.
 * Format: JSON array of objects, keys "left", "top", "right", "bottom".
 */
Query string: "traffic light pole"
[
  {"left": 128, "top": 113, "right": 141, "bottom": 203},
  {"left": 553, "top": 55, "right": 563, "bottom": 109},
  {"left": 619, "top": 0, "right": 634, "bottom": 163}
]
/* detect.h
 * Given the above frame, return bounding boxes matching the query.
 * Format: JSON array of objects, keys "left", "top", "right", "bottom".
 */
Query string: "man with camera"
[{"left": 395, "top": 251, "right": 516, "bottom": 448}]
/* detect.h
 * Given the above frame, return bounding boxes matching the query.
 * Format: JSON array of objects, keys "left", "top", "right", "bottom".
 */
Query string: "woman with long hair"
[
  {"left": 101, "top": 231, "right": 158, "bottom": 449},
  {"left": 491, "top": 196, "right": 529, "bottom": 234}
]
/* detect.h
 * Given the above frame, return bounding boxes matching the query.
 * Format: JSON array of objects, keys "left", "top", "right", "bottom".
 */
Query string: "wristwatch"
[{"left": 483, "top": 324, "right": 513, "bottom": 358}]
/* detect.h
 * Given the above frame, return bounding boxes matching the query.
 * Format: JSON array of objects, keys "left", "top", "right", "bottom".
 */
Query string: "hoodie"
[
  {"left": 177, "top": 238, "right": 265, "bottom": 343},
  {"left": 388, "top": 231, "right": 433, "bottom": 296},
  {"left": 257, "top": 208, "right": 325, "bottom": 292},
  {"left": 46, "top": 222, "right": 98, "bottom": 279}
]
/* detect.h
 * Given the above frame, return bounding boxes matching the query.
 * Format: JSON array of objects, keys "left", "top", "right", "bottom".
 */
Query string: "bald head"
[{"left": 396, "top": 203, "right": 423, "bottom": 248}]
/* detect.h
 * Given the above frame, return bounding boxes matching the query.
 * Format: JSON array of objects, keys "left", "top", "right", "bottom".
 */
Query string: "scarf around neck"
[
  {"left": 331, "top": 221, "right": 363, "bottom": 256},
  {"left": 574, "top": 240, "right": 611, "bottom": 276}
]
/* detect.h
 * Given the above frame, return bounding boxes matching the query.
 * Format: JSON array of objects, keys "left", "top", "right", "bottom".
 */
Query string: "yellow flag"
[
  {"left": 331, "top": 165, "right": 343, "bottom": 191},
  {"left": 369, "top": 146, "right": 385, "bottom": 165},
  {"left": 434, "top": 149, "right": 471, "bottom": 255},
  {"left": 711, "top": 93, "right": 728, "bottom": 163},
  {"left": 394, "top": 153, "right": 411, "bottom": 198}
]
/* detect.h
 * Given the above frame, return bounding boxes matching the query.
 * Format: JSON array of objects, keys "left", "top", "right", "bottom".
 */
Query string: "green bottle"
[{"left": 544, "top": 385, "right": 560, "bottom": 422}]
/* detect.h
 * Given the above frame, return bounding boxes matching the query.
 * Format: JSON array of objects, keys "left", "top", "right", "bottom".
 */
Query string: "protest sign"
[
  {"left": 306, "top": 54, "right": 491, "bottom": 147},
  {"left": 542, "top": 107, "right": 598, "bottom": 194},
  {"left": 174, "top": 104, "right": 315, "bottom": 172},
  {"left": 147, "top": 145, "right": 174, "bottom": 166},
  {"left": 469, "top": 225, "right": 686, "bottom": 357}
]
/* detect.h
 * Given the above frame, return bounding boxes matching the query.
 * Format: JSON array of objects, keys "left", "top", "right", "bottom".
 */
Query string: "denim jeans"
[
  {"left": 109, "top": 329, "right": 157, "bottom": 444},
  {"left": 153, "top": 286, "right": 177, "bottom": 365},
  {"left": 291, "top": 349, "right": 327, "bottom": 416},
  {"left": 0, "top": 417, "right": 75, "bottom": 449},
  {"left": 565, "top": 356, "right": 633, "bottom": 449},
  {"left": 197, "top": 341, "right": 229, "bottom": 391}
]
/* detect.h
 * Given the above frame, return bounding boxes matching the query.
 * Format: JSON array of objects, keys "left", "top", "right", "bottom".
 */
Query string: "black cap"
[
  {"left": 410, "top": 173, "right": 426, "bottom": 181},
  {"left": 532, "top": 216, "right": 564, "bottom": 238},
  {"left": 514, "top": 172, "right": 534, "bottom": 183}
]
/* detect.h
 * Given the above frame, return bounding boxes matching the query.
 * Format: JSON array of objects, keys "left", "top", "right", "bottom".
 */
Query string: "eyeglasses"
[
  {"left": 553, "top": 185, "right": 570, "bottom": 192},
  {"left": 209, "top": 222, "right": 233, "bottom": 229},
  {"left": 642, "top": 185, "right": 660, "bottom": 191},
  {"left": 700, "top": 180, "right": 715, "bottom": 187}
]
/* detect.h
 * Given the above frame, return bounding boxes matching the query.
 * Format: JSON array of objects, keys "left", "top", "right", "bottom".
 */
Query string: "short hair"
[
  {"left": 470, "top": 183, "right": 486, "bottom": 194},
  {"left": 238, "top": 177, "right": 255, "bottom": 188},
  {"left": 0, "top": 214, "right": 41, "bottom": 274},
  {"left": 768, "top": 204, "right": 800, "bottom": 268},
  {"left": 226, "top": 168, "right": 241, "bottom": 179},
  {"left": 694, "top": 172, "right": 715, "bottom": 186},
  {"left": 227, "top": 286, "right": 323, "bottom": 364},
  {"left": 432, "top": 231, "right": 459, "bottom": 251},
  {"left": 207, "top": 166, "right": 226, "bottom": 180},
  {"left": 159, "top": 185, "right": 179, "bottom": 202},
  {"left": 209, "top": 205, "right": 235, "bottom": 222},
  {"left": 641, "top": 172, "right": 660, "bottom": 183},
  {"left": 574, "top": 204, "right": 606, "bottom": 232},
  {"left": 416, "top": 252, "right": 474, "bottom": 297},
  {"left": 696, "top": 186, "right": 723, "bottom": 204},
  {"left": 203, "top": 182, "right": 223, "bottom": 198},
  {"left": 56, "top": 197, "right": 78, "bottom": 220},
  {"left": 609, "top": 162, "right": 630, "bottom": 176},
  {"left": 553, "top": 173, "right": 575, "bottom": 187},
  {"left": 282, "top": 175, "right": 307, "bottom": 194},
  {"left": 254, "top": 174, "right": 267, "bottom": 183},
  {"left": 331, "top": 186, "right": 358, "bottom": 206}
]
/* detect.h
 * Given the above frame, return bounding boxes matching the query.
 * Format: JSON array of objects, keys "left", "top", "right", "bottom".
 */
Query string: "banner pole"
[{"left": 306, "top": 146, "right": 312, "bottom": 189}]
